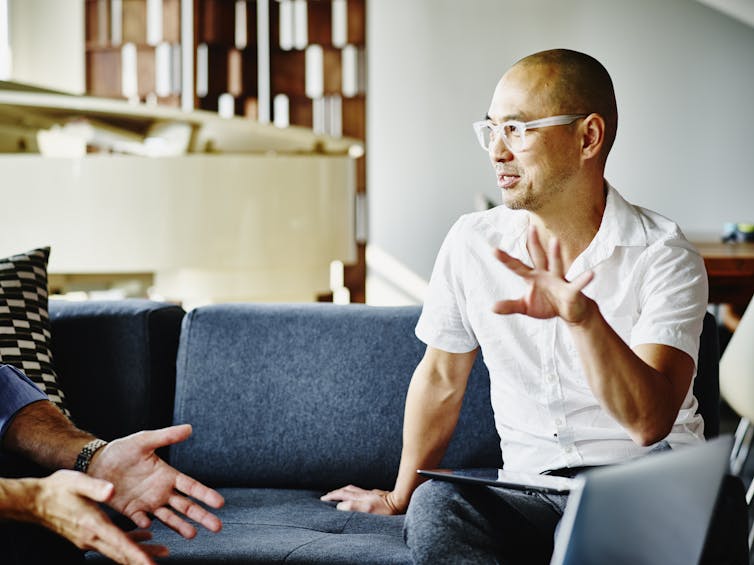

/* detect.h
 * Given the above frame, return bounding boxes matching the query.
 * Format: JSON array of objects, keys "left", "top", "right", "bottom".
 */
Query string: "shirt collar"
[
  {"left": 567, "top": 182, "right": 647, "bottom": 278},
  {"left": 491, "top": 208, "right": 529, "bottom": 257},
  {"left": 491, "top": 182, "right": 647, "bottom": 276}
]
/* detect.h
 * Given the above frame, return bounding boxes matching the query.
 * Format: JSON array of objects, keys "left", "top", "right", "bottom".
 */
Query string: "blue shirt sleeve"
[{"left": 0, "top": 364, "right": 48, "bottom": 443}]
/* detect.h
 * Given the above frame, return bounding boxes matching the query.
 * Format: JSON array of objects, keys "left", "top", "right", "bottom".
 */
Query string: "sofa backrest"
[
  {"left": 170, "top": 303, "right": 502, "bottom": 490},
  {"left": 49, "top": 299, "right": 185, "bottom": 441}
]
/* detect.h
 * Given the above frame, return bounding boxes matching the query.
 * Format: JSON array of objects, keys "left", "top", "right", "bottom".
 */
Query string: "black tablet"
[{"left": 417, "top": 468, "right": 580, "bottom": 495}]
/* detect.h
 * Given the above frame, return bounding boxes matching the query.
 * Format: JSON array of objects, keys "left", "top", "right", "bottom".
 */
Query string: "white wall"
[
  {"left": 367, "top": 0, "right": 754, "bottom": 282},
  {"left": 9, "top": 0, "right": 84, "bottom": 93}
]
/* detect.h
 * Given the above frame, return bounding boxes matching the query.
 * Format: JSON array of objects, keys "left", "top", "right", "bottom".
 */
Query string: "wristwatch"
[{"left": 74, "top": 438, "right": 108, "bottom": 473}]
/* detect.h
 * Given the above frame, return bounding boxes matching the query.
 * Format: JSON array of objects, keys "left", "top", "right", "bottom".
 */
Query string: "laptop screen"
[{"left": 550, "top": 436, "right": 732, "bottom": 565}]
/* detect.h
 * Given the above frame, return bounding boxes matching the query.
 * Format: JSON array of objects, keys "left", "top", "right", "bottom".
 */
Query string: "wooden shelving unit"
[{"left": 84, "top": 0, "right": 368, "bottom": 302}]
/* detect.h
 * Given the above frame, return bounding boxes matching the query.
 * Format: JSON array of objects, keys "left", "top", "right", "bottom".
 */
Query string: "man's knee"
[{"left": 405, "top": 480, "right": 459, "bottom": 534}]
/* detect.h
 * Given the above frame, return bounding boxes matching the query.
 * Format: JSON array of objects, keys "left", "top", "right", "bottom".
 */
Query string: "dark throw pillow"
[{"left": 0, "top": 247, "right": 70, "bottom": 417}]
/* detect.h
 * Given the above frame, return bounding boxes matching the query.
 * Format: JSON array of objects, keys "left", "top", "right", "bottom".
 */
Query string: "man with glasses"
[{"left": 323, "top": 49, "right": 742, "bottom": 563}]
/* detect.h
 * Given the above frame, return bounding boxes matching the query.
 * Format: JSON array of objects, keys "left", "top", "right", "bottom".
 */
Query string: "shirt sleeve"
[
  {"left": 0, "top": 364, "right": 48, "bottom": 443},
  {"left": 415, "top": 217, "right": 479, "bottom": 353},
  {"left": 630, "top": 237, "right": 708, "bottom": 364}
]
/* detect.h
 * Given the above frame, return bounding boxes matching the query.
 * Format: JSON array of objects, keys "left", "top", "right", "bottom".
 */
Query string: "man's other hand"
[
  {"left": 25, "top": 470, "right": 167, "bottom": 565},
  {"left": 88, "top": 424, "right": 225, "bottom": 539},
  {"left": 321, "top": 484, "right": 403, "bottom": 515}
]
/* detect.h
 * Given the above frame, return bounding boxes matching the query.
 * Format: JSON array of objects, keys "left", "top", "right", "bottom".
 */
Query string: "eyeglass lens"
[{"left": 480, "top": 123, "right": 524, "bottom": 152}]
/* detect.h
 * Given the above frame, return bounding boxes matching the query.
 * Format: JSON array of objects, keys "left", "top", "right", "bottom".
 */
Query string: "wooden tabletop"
[{"left": 692, "top": 241, "right": 754, "bottom": 307}]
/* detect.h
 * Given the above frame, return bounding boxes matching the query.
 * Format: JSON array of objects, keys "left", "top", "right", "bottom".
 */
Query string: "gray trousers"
[{"left": 404, "top": 480, "right": 568, "bottom": 565}]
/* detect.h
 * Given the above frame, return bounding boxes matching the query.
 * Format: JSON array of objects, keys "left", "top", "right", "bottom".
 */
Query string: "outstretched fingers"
[
  {"left": 175, "top": 473, "right": 225, "bottom": 510},
  {"left": 527, "top": 226, "right": 548, "bottom": 269},
  {"left": 129, "top": 510, "right": 152, "bottom": 530},
  {"left": 492, "top": 299, "right": 528, "bottom": 316},
  {"left": 86, "top": 521, "right": 157, "bottom": 565},
  {"left": 149, "top": 473, "right": 224, "bottom": 537},
  {"left": 153, "top": 505, "right": 197, "bottom": 539},
  {"left": 571, "top": 269, "right": 595, "bottom": 292},
  {"left": 494, "top": 249, "right": 532, "bottom": 277},
  {"left": 547, "top": 237, "right": 565, "bottom": 278},
  {"left": 125, "top": 531, "right": 169, "bottom": 560},
  {"left": 168, "top": 492, "right": 223, "bottom": 533}
]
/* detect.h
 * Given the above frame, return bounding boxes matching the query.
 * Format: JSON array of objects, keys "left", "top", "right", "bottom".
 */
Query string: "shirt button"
[
  {"left": 555, "top": 418, "right": 564, "bottom": 427},
  {"left": 564, "top": 445, "right": 574, "bottom": 454},
  {"left": 546, "top": 374, "right": 556, "bottom": 383}
]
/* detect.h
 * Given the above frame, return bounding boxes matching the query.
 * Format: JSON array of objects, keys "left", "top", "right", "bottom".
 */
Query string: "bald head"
[{"left": 511, "top": 49, "right": 618, "bottom": 163}]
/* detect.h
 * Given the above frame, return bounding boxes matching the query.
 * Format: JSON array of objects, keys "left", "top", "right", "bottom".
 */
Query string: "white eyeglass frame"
[{"left": 472, "top": 114, "right": 587, "bottom": 153}]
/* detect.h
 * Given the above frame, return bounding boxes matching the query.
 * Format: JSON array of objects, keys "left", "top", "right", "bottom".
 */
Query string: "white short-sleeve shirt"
[{"left": 416, "top": 184, "right": 709, "bottom": 473}]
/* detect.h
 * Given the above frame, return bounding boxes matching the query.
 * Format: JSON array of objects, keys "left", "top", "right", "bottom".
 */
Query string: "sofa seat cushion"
[{"left": 87, "top": 488, "right": 410, "bottom": 564}]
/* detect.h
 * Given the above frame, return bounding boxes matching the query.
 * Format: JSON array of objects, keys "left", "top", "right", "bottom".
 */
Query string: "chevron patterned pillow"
[{"left": 0, "top": 247, "right": 70, "bottom": 418}]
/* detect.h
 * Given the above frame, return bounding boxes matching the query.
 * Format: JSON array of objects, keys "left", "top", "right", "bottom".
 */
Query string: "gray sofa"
[
  {"left": 48, "top": 300, "right": 502, "bottom": 564},
  {"left": 48, "top": 300, "right": 723, "bottom": 564}
]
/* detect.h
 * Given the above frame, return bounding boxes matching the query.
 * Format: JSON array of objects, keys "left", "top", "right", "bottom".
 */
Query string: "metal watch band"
[{"left": 74, "top": 438, "right": 108, "bottom": 473}]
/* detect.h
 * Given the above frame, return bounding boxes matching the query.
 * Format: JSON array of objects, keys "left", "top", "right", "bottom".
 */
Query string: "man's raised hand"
[{"left": 493, "top": 226, "right": 594, "bottom": 324}]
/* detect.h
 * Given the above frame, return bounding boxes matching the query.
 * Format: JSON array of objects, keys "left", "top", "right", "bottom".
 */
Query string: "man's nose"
[{"left": 489, "top": 135, "right": 514, "bottom": 163}]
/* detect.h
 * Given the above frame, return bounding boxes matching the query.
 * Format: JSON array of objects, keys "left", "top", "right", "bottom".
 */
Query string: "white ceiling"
[{"left": 697, "top": 0, "right": 754, "bottom": 27}]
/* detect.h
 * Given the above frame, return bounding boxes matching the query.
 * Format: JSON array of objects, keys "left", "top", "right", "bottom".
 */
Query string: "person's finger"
[
  {"left": 335, "top": 496, "right": 391, "bottom": 515},
  {"left": 80, "top": 514, "right": 155, "bottom": 565},
  {"left": 168, "top": 493, "right": 222, "bottom": 533},
  {"left": 125, "top": 531, "right": 169, "bottom": 559},
  {"left": 128, "top": 510, "right": 152, "bottom": 530},
  {"left": 153, "top": 505, "right": 197, "bottom": 539},
  {"left": 527, "top": 226, "right": 548, "bottom": 270},
  {"left": 126, "top": 530, "right": 153, "bottom": 543},
  {"left": 321, "top": 485, "right": 367, "bottom": 501},
  {"left": 133, "top": 424, "right": 193, "bottom": 453},
  {"left": 548, "top": 237, "right": 564, "bottom": 278},
  {"left": 175, "top": 472, "right": 225, "bottom": 509},
  {"left": 494, "top": 249, "right": 532, "bottom": 277},
  {"left": 68, "top": 473, "right": 115, "bottom": 504},
  {"left": 572, "top": 270, "right": 595, "bottom": 292},
  {"left": 139, "top": 544, "right": 170, "bottom": 558},
  {"left": 335, "top": 499, "right": 362, "bottom": 511},
  {"left": 492, "top": 299, "right": 527, "bottom": 316}
]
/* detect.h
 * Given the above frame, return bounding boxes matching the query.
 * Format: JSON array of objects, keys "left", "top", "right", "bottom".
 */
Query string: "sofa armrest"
[{"left": 49, "top": 300, "right": 185, "bottom": 442}]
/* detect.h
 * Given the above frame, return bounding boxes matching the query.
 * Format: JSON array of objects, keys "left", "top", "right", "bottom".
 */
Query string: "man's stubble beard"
[{"left": 500, "top": 166, "right": 577, "bottom": 212}]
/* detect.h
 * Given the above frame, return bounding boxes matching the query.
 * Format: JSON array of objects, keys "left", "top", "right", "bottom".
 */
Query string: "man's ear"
[{"left": 581, "top": 113, "right": 605, "bottom": 160}]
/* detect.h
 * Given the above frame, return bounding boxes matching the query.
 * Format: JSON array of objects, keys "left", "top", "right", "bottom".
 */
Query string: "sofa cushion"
[
  {"left": 49, "top": 299, "right": 185, "bottom": 441},
  {"left": 0, "top": 247, "right": 70, "bottom": 416},
  {"left": 171, "top": 303, "right": 501, "bottom": 490},
  {"left": 87, "top": 488, "right": 411, "bottom": 564}
]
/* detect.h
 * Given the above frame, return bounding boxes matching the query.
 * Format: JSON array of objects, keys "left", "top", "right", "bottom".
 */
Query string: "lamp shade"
[{"left": 720, "top": 301, "right": 754, "bottom": 421}]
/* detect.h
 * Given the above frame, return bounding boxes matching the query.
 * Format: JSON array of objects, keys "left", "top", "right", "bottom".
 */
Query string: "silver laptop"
[{"left": 550, "top": 435, "right": 732, "bottom": 565}]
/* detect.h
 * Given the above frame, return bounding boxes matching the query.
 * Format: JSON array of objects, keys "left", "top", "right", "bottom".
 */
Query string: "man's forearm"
[
  {"left": 390, "top": 351, "right": 474, "bottom": 510},
  {"left": 2, "top": 400, "right": 95, "bottom": 471},
  {"left": 570, "top": 299, "right": 693, "bottom": 445}
]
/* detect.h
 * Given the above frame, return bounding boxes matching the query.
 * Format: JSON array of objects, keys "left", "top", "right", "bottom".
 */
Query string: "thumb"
[
  {"left": 133, "top": 424, "right": 193, "bottom": 452},
  {"left": 73, "top": 474, "right": 115, "bottom": 503}
]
